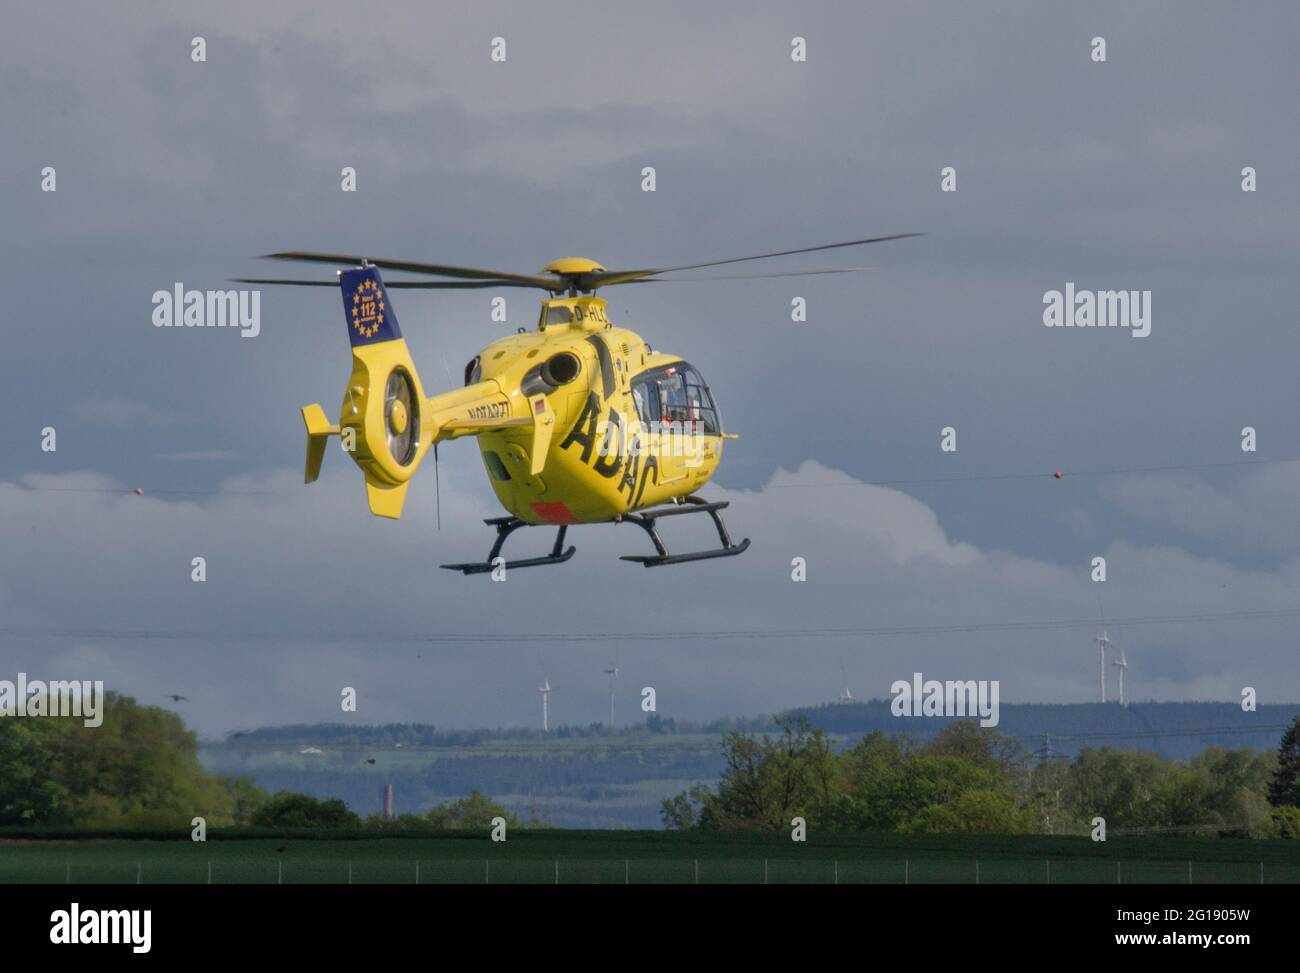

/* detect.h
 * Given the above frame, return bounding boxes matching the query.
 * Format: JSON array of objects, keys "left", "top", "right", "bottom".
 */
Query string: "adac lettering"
[
  {"left": 619, "top": 434, "right": 656, "bottom": 506},
  {"left": 559, "top": 392, "right": 602, "bottom": 463},
  {"left": 559, "top": 391, "right": 625, "bottom": 478},
  {"left": 559, "top": 391, "right": 655, "bottom": 505},
  {"left": 592, "top": 408, "right": 623, "bottom": 479}
]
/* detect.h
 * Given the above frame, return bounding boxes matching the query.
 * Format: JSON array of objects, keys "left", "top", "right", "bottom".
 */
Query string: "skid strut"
[
  {"left": 439, "top": 517, "right": 576, "bottom": 575},
  {"left": 619, "top": 495, "right": 751, "bottom": 567},
  {"left": 440, "top": 497, "right": 749, "bottom": 574}
]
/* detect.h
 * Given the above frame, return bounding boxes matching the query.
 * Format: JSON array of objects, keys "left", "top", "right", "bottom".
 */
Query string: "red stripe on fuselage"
[{"left": 530, "top": 501, "right": 579, "bottom": 525}]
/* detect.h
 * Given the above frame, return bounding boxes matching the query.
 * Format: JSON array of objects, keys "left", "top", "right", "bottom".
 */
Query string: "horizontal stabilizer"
[{"left": 302, "top": 403, "right": 340, "bottom": 483}]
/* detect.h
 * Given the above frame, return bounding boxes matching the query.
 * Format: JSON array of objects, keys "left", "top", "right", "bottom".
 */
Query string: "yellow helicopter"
[{"left": 237, "top": 235, "right": 918, "bottom": 573}]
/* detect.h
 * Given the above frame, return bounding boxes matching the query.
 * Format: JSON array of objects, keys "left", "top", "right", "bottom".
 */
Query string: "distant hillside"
[
  {"left": 787, "top": 700, "right": 1300, "bottom": 761},
  {"left": 214, "top": 701, "right": 1299, "bottom": 761},
  {"left": 210, "top": 712, "right": 771, "bottom": 749},
  {"left": 200, "top": 702, "right": 1299, "bottom": 828},
  {"left": 201, "top": 735, "right": 722, "bottom": 829}
]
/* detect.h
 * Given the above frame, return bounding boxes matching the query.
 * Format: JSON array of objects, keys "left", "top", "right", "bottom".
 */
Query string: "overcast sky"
[{"left": 2, "top": 1, "right": 1298, "bottom": 736}]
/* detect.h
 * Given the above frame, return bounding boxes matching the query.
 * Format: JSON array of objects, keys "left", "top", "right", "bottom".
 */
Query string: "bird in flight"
[{"left": 166, "top": 694, "right": 189, "bottom": 703}]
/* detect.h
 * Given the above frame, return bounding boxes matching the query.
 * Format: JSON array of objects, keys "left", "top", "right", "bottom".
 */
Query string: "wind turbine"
[
  {"left": 1111, "top": 645, "right": 1128, "bottom": 706},
  {"left": 1093, "top": 593, "right": 1111, "bottom": 704},
  {"left": 1093, "top": 630, "right": 1110, "bottom": 703},
  {"left": 603, "top": 666, "right": 619, "bottom": 727},
  {"left": 538, "top": 678, "right": 552, "bottom": 732},
  {"left": 837, "top": 658, "right": 854, "bottom": 704}
]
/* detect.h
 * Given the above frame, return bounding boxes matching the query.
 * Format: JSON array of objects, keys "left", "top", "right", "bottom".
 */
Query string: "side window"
[{"left": 631, "top": 372, "right": 661, "bottom": 425}]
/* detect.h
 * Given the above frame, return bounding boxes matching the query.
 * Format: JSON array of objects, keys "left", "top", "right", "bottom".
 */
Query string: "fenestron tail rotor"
[{"left": 384, "top": 368, "right": 419, "bottom": 467}]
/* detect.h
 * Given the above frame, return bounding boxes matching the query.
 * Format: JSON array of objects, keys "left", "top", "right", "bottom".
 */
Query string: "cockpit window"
[
  {"left": 545, "top": 305, "right": 574, "bottom": 326},
  {"left": 630, "top": 362, "right": 721, "bottom": 435}
]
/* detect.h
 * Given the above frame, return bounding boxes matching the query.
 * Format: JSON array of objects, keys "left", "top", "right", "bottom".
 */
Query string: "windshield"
[{"left": 630, "top": 362, "right": 721, "bottom": 435}]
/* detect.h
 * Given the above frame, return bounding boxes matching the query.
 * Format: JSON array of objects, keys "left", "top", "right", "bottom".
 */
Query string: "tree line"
[
  {"left": 661, "top": 716, "right": 1300, "bottom": 838},
  {"left": 6, "top": 692, "right": 1299, "bottom": 836},
  {"left": 0, "top": 692, "right": 534, "bottom": 831}
]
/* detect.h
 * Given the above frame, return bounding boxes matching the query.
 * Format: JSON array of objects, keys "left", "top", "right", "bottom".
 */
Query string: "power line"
[
  {"left": 0, "top": 484, "right": 273, "bottom": 497},
  {"left": 3, "top": 455, "right": 1295, "bottom": 500},
  {"left": 3, "top": 605, "right": 1299, "bottom": 644},
  {"left": 762, "top": 456, "right": 1300, "bottom": 489}
]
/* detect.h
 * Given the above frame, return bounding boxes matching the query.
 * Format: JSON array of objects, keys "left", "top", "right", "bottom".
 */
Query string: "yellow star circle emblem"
[{"left": 351, "top": 279, "right": 384, "bottom": 338}]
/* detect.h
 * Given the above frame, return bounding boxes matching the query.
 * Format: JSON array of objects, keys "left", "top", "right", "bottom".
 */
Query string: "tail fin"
[
  {"left": 306, "top": 265, "right": 430, "bottom": 519},
  {"left": 365, "top": 480, "right": 410, "bottom": 519},
  {"left": 340, "top": 266, "right": 403, "bottom": 346}
]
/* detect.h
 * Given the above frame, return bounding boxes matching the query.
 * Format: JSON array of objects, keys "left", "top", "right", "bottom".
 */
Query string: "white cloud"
[
  {"left": 1106, "top": 464, "right": 1300, "bottom": 557},
  {"left": 1, "top": 461, "right": 1295, "bottom": 736}
]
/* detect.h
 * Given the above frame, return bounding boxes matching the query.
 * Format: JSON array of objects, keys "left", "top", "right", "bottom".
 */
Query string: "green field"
[{"left": 4, "top": 831, "right": 1300, "bottom": 884}]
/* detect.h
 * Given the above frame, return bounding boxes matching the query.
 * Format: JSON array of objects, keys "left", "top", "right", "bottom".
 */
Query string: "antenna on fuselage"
[{"left": 433, "top": 443, "right": 441, "bottom": 530}]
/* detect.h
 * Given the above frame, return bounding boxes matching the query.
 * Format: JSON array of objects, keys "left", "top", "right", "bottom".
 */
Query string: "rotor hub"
[
  {"left": 541, "top": 257, "right": 605, "bottom": 276},
  {"left": 388, "top": 398, "right": 409, "bottom": 434}
]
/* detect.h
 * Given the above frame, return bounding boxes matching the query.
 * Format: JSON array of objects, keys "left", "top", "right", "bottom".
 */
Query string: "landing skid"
[
  {"left": 619, "top": 495, "right": 751, "bottom": 567},
  {"left": 439, "top": 496, "right": 749, "bottom": 574},
  {"left": 439, "top": 517, "right": 575, "bottom": 575}
]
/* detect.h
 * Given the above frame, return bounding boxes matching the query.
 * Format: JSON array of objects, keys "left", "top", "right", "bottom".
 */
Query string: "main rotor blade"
[
  {"left": 261, "top": 251, "right": 559, "bottom": 289},
  {"left": 232, "top": 276, "right": 544, "bottom": 290},
  {"left": 627, "top": 266, "right": 876, "bottom": 283},
  {"left": 587, "top": 233, "right": 922, "bottom": 287}
]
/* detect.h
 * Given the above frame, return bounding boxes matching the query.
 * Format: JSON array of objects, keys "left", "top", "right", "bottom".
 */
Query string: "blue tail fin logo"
[{"left": 340, "top": 266, "right": 403, "bottom": 347}]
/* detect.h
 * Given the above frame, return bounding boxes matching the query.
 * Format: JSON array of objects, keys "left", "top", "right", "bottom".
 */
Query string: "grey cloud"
[{"left": 1, "top": 0, "right": 1297, "bottom": 733}]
